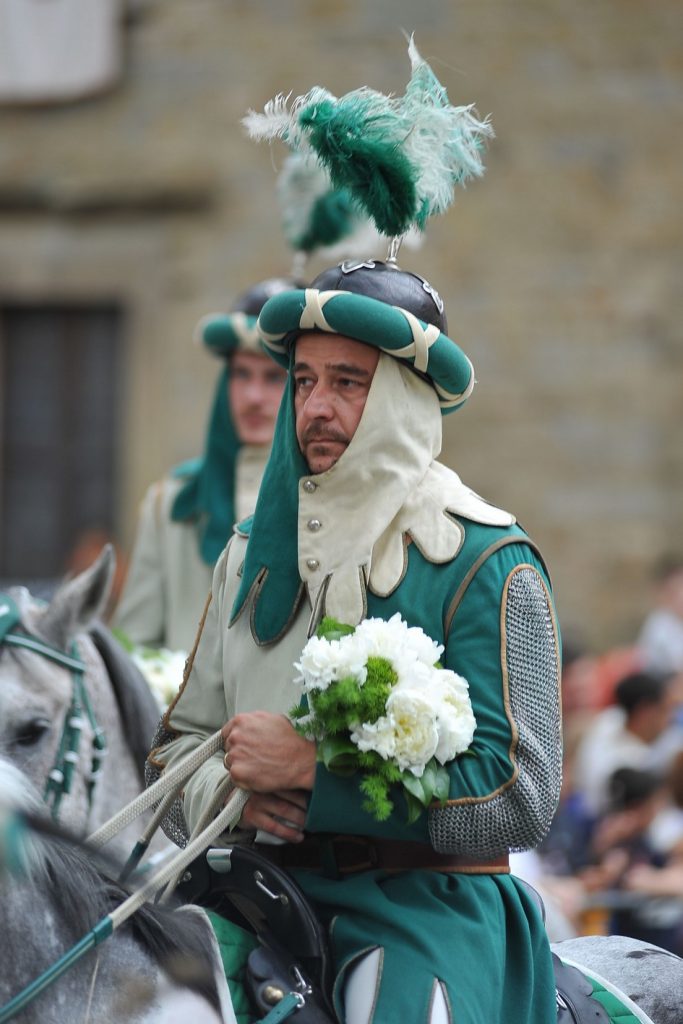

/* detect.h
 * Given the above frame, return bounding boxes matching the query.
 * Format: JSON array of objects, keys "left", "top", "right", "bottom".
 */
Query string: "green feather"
[{"left": 299, "top": 95, "right": 418, "bottom": 236}]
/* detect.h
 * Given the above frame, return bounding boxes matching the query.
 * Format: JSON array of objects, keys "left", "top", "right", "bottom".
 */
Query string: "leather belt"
[{"left": 257, "top": 835, "right": 510, "bottom": 876}]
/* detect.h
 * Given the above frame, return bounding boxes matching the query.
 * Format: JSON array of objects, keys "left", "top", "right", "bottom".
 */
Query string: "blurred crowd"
[{"left": 514, "top": 555, "right": 683, "bottom": 951}]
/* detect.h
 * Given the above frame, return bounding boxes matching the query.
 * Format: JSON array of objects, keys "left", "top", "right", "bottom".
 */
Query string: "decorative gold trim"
[
  {"left": 228, "top": 565, "right": 264, "bottom": 630},
  {"left": 368, "top": 533, "right": 408, "bottom": 599},
  {"left": 443, "top": 536, "right": 545, "bottom": 638},
  {"left": 359, "top": 564, "right": 369, "bottom": 621},
  {"left": 306, "top": 573, "right": 331, "bottom": 638}
]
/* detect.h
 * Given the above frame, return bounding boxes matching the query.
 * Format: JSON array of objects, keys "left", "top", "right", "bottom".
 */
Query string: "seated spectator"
[
  {"left": 582, "top": 767, "right": 682, "bottom": 954},
  {"left": 572, "top": 671, "right": 675, "bottom": 817}
]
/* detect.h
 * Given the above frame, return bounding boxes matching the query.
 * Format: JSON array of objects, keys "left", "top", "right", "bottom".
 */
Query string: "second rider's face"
[
  {"left": 293, "top": 332, "right": 380, "bottom": 474},
  {"left": 229, "top": 351, "right": 287, "bottom": 446}
]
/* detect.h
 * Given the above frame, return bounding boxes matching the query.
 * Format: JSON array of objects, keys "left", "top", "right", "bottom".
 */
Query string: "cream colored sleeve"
[
  {"left": 156, "top": 541, "right": 235, "bottom": 834},
  {"left": 113, "top": 482, "right": 167, "bottom": 646}
]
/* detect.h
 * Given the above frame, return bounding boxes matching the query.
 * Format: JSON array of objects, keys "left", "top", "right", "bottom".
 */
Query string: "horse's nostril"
[{"left": 14, "top": 719, "right": 51, "bottom": 747}]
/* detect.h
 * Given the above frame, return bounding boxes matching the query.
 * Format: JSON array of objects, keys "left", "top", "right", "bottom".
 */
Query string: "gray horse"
[
  {"left": 551, "top": 935, "right": 683, "bottom": 1024},
  {"left": 0, "top": 757, "right": 234, "bottom": 1024},
  {"left": 0, "top": 547, "right": 162, "bottom": 848}
]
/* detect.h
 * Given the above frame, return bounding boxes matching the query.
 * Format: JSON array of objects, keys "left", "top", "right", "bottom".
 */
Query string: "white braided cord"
[
  {"left": 87, "top": 730, "right": 224, "bottom": 848},
  {"left": 108, "top": 786, "right": 249, "bottom": 930},
  {"left": 159, "top": 771, "right": 236, "bottom": 902}
]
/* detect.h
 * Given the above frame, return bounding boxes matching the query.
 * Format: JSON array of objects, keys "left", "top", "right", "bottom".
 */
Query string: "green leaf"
[
  {"left": 401, "top": 771, "right": 429, "bottom": 807},
  {"left": 433, "top": 764, "right": 451, "bottom": 804},
  {"left": 318, "top": 736, "right": 359, "bottom": 776},
  {"left": 316, "top": 616, "right": 356, "bottom": 641},
  {"left": 421, "top": 761, "right": 439, "bottom": 801},
  {"left": 403, "top": 789, "right": 426, "bottom": 825}
]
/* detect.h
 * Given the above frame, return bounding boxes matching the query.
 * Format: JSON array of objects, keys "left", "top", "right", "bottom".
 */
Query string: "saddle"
[
  {"left": 177, "top": 843, "right": 335, "bottom": 1022},
  {"left": 179, "top": 848, "right": 612, "bottom": 1024}
]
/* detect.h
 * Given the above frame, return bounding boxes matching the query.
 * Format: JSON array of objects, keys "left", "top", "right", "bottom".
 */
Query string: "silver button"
[
  {"left": 303, "top": 480, "right": 317, "bottom": 493},
  {"left": 306, "top": 558, "right": 320, "bottom": 571},
  {"left": 307, "top": 518, "right": 322, "bottom": 532}
]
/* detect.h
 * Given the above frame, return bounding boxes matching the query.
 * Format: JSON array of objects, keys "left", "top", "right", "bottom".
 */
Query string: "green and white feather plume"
[
  {"left": 244, "top": 37, "right": 493, "bottom": 239},
  {"left": 276, "top": 152, "right": 421, "bottom": 264}
]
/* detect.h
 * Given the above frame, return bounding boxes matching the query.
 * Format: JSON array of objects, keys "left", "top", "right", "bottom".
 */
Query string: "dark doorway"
[{"left": 0, "top": 303, "right": 124, "bottom": 589}]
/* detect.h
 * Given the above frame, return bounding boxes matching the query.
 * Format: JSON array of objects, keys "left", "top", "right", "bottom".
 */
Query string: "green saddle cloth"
[
  {"left": 206, "top": 910, "right": 259, "bottom": 1024},
  {"left": 560, "top": 961, "right": 644, "bottom": 1024}
]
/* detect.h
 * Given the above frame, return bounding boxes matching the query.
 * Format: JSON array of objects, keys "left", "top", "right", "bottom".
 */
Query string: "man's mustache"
[{"left": 301, "top": 423, "right": 349, "bottom": 445}]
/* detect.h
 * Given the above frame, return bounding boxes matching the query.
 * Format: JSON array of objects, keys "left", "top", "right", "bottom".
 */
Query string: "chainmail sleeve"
[
  {"left": 429, "top": 563, "right": 562, "bottom": 857},
  {"left": 145, "top": 716, "right": 190, "bottom": 848}
]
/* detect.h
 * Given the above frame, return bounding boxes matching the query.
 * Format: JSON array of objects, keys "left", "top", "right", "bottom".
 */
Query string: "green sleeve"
[
  {"left": 429, "top": 541, "right": 562, "bottom": 854},
  {"left": 441, "top": 542, "right": 549, "bottom": 799}
]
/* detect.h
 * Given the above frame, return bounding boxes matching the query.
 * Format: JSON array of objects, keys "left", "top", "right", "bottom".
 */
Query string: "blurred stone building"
[{"left": 0, "top": 0, "right": 681, "bottom": 648}]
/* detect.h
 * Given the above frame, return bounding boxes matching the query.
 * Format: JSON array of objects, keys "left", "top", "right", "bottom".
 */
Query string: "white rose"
[
  {"left": 354, "top": 614, "right": 443, "bottom": 675},
  {"left": 404, "top": 623, "right": 444, "bottom": 668},
  {"left": 385, "top": 686, "right": 439, "bottom": 775},
  {"left": 428, "top": 670, "right": 477, "bottom": 763},
  {"left": 350, "top": 715, "right": 397, "bottom": 760},
  {"left": 392, "top": 657, "right": 434, "bottom": 690},
  {"left": 353, "top": 613, "right": 409, "bottom": 661}
]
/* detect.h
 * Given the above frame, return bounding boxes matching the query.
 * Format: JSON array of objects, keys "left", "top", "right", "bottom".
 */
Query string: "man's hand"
[
  {"left": 239, "top": 789, "right": 308, "bottom": 843},
  {"left": 221, "top": 711, "right": 317, "bottom": 792}
]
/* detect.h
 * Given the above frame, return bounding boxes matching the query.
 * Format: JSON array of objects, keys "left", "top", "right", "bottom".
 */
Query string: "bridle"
[{"left": 0, "top": 594, "right": 107, "bottom": 820}]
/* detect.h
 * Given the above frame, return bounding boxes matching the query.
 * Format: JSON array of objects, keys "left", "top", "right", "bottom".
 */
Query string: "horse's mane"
[
  {"left": 88, "top": 622, "right": 161, "bottom": 786},
  {"left": 1, "top": 761, "right": 221, "bottom": 1014}
]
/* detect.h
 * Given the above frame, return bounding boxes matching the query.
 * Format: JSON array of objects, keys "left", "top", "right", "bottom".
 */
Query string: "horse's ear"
[{"left": 37, "top": 545, "right": 116, "bottom": 650}]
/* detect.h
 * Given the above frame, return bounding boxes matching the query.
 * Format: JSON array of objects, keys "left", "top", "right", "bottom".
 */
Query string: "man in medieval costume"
[
  {"left": 112, "top": 281, "right": 289, "bottom": 653},
  {"left": 150, "top": 41, "right": 562, "bottom": 1023}
]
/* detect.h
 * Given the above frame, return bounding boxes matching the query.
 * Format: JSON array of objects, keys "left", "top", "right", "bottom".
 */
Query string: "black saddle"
[{"left": 177, "top": 843, "right": 335, "bottom": 1022}]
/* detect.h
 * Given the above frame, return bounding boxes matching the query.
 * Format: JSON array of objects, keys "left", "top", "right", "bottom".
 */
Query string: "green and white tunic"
[
  {"left": 113, "top": 444, "right": 268, "bottom": 652},
  {"left": 155, "top": 351, "right": 562, "bottom": 1024}
]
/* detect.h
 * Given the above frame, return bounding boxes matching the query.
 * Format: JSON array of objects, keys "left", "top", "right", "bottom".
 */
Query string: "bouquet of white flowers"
[{"left": 291, "top": 613, "right": 476, "bottom": 823}]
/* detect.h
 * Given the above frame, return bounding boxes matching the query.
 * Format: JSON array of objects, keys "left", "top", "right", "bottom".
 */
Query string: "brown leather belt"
[{"left": 258, "top": 835, "right": 510, "bottom": 876}]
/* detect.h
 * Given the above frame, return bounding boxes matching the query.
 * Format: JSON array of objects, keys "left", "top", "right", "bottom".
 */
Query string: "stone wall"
[{"left": 0, "top": 0, "right": 681, "bottom": 648}]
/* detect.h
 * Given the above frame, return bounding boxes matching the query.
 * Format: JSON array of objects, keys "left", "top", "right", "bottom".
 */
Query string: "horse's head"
[{"left": 0, "top": 547, "right": 159, "bottom": 838}]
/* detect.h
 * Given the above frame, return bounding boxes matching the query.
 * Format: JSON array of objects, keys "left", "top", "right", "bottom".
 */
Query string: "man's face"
[
  {"left": 229, "top": 351, "right": 287, "bottom": 445},
  {"left": 293, "top": 332, "right": 380, "bottom": 474}
]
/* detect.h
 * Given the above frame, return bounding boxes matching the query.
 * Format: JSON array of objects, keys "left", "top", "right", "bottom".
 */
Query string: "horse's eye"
[{"left": 14, "top": 719, "right": 51, "bottom": 747}]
